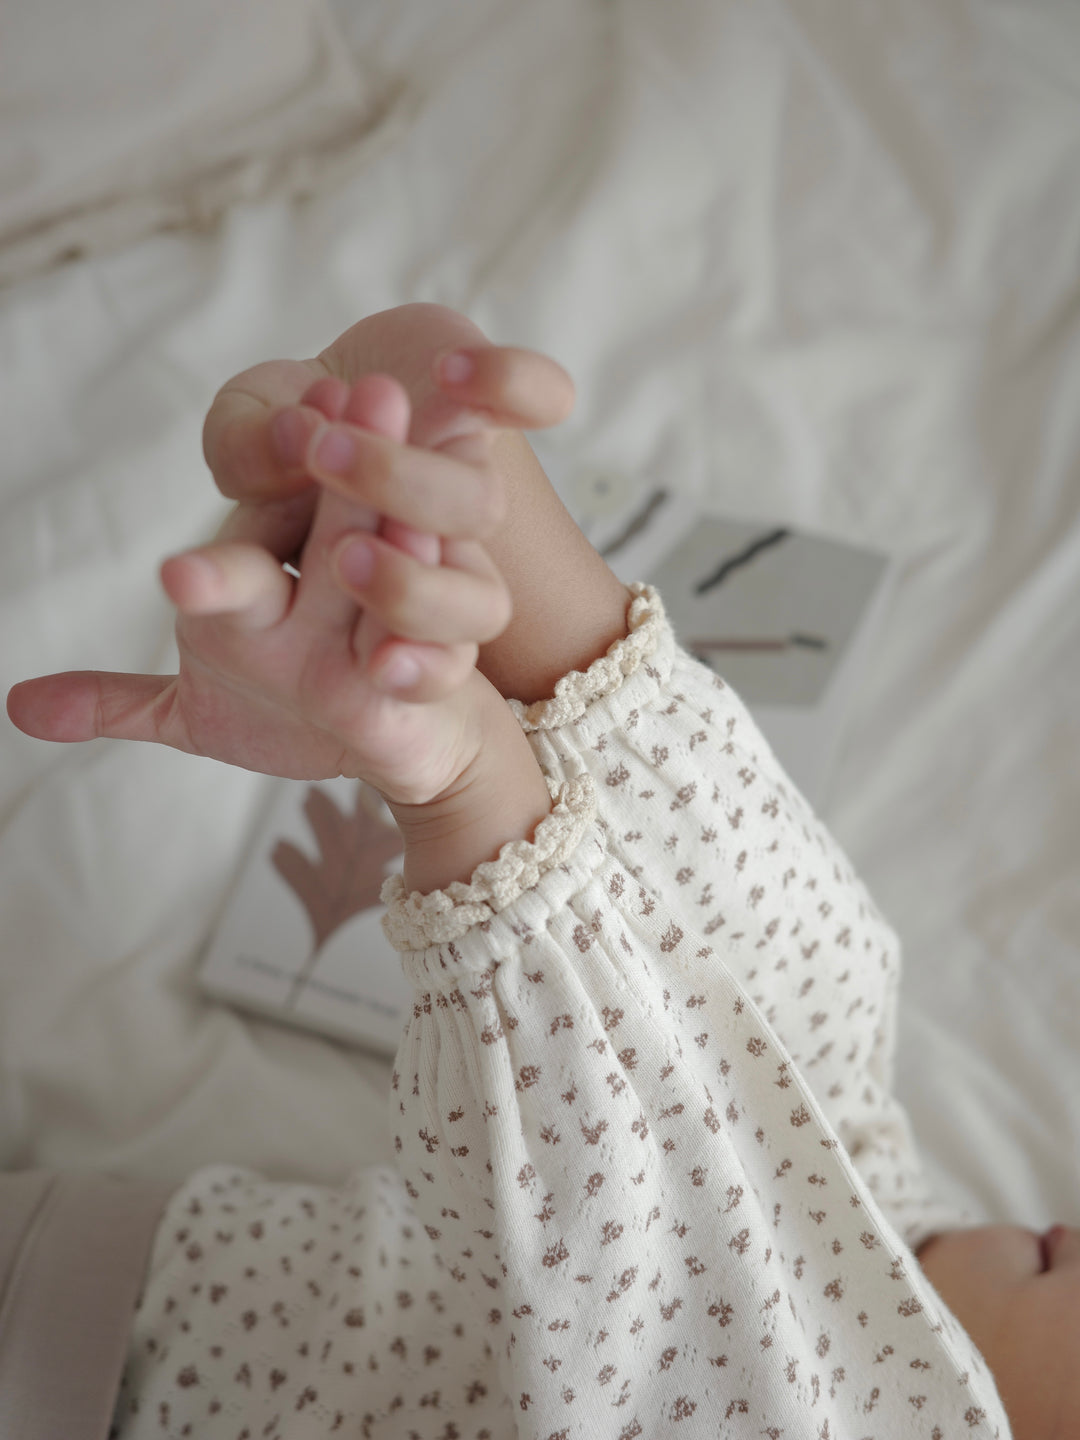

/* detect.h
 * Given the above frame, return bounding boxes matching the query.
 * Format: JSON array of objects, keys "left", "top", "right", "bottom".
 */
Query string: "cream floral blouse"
[{"left": 114, "top": 586, "right": 1010, "bottom": 1440}]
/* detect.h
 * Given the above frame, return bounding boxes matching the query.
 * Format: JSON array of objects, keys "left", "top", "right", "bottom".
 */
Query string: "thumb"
[{"left": 8, "top": 671, "right": 177, "bottom": 746}]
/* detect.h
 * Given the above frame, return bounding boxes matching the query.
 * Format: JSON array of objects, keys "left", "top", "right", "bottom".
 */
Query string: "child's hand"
[
  {"left": 200, "top": 301, "right": 575, "bottom": 577},
  {"left": 199, "top": 301, "right": 627, "bottom": 707},
  {"left": 7, "top": 377, "right": 511, "bottom": 810}
]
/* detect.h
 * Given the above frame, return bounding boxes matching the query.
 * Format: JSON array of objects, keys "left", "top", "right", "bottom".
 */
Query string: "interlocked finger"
[
  {"left": 202, "top": 358, "right": 327, "bottom": 499},
  {"left": 362, "top": 637, "right": 480, "bottom": 704},
  {"left": 332, "top": 531, "right": 511, "bottom": 647},
  {"left": 213, "top": 491, "right": 319, "bottom": 564},
  {"left": 160, "top": 542, "right": 294, "bottom": 631},
  {"left": 304, "top": 422, "right": 505, "bottom": 540}
]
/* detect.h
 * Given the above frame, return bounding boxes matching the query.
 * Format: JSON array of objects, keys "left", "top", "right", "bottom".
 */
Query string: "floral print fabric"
[{"left": 114, "top": 586, "right": 1009, "bottom": 1439}]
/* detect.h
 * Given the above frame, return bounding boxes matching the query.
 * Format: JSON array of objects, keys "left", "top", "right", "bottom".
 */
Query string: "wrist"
[
  {"left": 386, "top": 679, "right": 552, "bottom": 894},
  {"left": 477, "top": 432, "right": 632, "bottom": 704}
]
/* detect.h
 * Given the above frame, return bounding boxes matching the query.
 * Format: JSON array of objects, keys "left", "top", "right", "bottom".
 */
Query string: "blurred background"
[{"left": 1, "top": 0, "right": 1077, "bottom": 1237}]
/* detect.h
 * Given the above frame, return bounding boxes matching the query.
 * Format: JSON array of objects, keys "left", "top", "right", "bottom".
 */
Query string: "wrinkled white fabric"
[
  {"left": 0, "top": 0, "right": 391, "bottom": 286},
  {"left": 114, "top": 588, "right": 1008, "bottom": 1439}
]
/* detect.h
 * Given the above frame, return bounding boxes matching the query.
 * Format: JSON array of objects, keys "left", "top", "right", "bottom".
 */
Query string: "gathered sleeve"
[
  {"left": 381, "top": 774, "right": 1008, "bottom": 1437},
  {"left": 506, "top": 584, "right": 970, "bottom": 1254}
]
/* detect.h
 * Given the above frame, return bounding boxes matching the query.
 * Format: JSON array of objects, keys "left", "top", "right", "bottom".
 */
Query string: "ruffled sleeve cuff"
[
  {"left": 380, "top": 774, "right": 597, "bottom": 952},
  {"left": 507, "top": 582, "right": 675, "bottom": 747}
]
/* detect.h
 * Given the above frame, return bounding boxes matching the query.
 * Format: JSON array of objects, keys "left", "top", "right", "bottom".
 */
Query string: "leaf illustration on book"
[{"left": 272, "top": 784, "right": 404, "bottom": 1007}]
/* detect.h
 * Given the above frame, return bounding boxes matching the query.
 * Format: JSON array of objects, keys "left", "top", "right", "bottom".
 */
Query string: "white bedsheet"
[{"left": 1, "top": 0, "right": 1077, "bottom": 1236}]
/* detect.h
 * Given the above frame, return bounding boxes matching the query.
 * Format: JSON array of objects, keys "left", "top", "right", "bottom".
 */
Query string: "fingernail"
[
  {"left": 182, "top": 551, "right": 222, "bottom": 584},
  {"left": 379, "top": 651, "right": 421, "bottom": 689},
  {"left": 311, "top": 425, "right": 356, "bottom": 476},
  {"left": 270, "top": 407, "right": 310, "bottom": 471},
  {"left": 337, "top": 536, "right": 375, "bottom": 588},
  {"left": 439, "top": 351, "right": 475, "bottom": 386}
]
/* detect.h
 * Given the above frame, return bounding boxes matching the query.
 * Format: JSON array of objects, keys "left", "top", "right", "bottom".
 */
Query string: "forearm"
[
  {"left": 386, "top": 674, "right": 552, "bottom": 894},
  {"left": 476, "top": 431, "right": 632, "bottom": 704}
]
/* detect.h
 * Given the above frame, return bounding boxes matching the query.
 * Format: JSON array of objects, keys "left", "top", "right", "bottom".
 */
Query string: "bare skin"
[
  {"left": 8, "top": 304, "right": 631, "bottom": 892},
  {"left": 6, "top": 324, "right": 586, "bottom": 891},
  {"left": 918, "top": 1224, "right": 1080, "bottom": 1439},
  {"left": 199, "top": 302, "right": 632, "bottom": 705}
]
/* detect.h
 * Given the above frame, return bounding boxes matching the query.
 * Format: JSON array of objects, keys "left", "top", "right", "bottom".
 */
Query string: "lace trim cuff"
[
  {"left": 507, "top": 582, "right": 665, "bottom": 733},
  {"left": 381, "top": 774, "right": 597, "bottom": 952}
]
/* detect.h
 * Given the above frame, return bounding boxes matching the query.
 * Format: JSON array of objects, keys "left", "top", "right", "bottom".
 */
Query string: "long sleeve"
[
  {"left": 508, "top": 584, "right": 969, "bottom": 1254},
  {"left": 116, "top": 584, "right": 1005, "bottom": 1440},
  {"left": 383, "top": 775, "right": 1009, "bottom": 1435}
]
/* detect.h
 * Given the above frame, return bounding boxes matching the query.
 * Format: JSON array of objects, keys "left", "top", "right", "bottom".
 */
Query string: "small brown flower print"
[
  {"left": 580, "top": 1118, "right": 608, "bottom": 1145},
  {"left": 606, "top": 1268, "right": 638, "bottom": 1302},
  {"left": 542, "top": 1238, "right": 570, "bottom": 1268},
  {"left": 535, "top": 1194, "right": 556, "bottom": 1225}
]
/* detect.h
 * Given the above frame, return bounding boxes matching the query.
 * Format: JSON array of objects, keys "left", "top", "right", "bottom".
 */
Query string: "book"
[
  {"left": 200, "top": 779, "right": 412, "bottom": 1056},
  {"left": 199, "top": 504, "right": 892, "bottom": 1056},
  {"left": 599, "top": 496, "right": 893, "bottom": 808}
]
